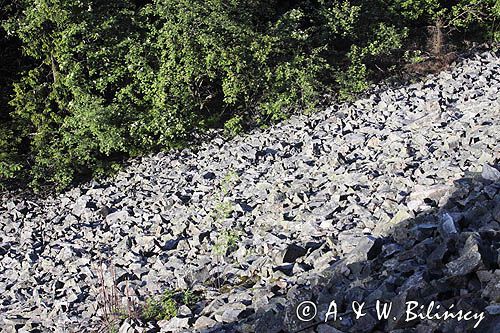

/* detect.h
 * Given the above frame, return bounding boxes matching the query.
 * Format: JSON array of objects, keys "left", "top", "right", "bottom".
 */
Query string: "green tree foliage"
[{"left": 0, "top": 0, "right": 498, "bottom": 190}]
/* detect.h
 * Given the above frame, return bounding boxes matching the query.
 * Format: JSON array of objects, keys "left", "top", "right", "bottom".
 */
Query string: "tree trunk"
[{"left": 431, "top": 17, "right": 444, "bottom": 57}]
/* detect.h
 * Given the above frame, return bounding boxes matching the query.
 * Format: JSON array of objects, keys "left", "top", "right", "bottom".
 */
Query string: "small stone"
[
  {"left": 72, "top": 196, "right": 90, "bottom": 216},
  {"left": 409, "top": 185, "right": 452, "bottom": 202},
  {"left": 317, "top": 324, "right": 344, "bottom": 333},
  {"left": 255, "top": 309, "right": 284, "bottom": 333},
  {"left": 485, "top": 304, "right": 500, "bottom": 315},
  {"left": 214, "top": 302, "right": 246, "bottom": 322},
  {"left": 118, "top": 320, "right": 132, "bottom": 333},
  {"left": 279, "top": 244, "right": 307, "bottom": 264},
  {"left": 440, "top": 213, "right": 458, "bottom": 237},
  {"left": 194, "top": 316, "right": 217, "bottom": 330},
  {"left": 3, "top": 316, "right": 26, "bottom": 330},
  {"left": 446, "top": 235, "right": 482, "bottom": 276},
  {"left": 345, "top": 236, "right": 382, "bottom": 264},
  {"left": 106, "top": 209, "right": 130, "bottom": 223},
  {"left": 481, "top": 164, "right": 500, "bottom": 181},
  {"left": 374, "top": 210, "right": 412, "bottom": 235},
  {"left": 178, "top": 305, "right": 192, "bottom": 317},
  {"left": 351, "top": 313, "right": 377, "bottom": 332},
  {"left": 203, "top": 172, "right": 216, "bottom": 180},
  {"left": 158, "top": 317, "right": 190, "bottom": 332}
]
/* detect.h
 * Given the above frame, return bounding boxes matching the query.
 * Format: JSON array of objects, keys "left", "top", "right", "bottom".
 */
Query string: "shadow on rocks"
[{"left": 217, "top": 165, "right": 500, "bottom": 333}]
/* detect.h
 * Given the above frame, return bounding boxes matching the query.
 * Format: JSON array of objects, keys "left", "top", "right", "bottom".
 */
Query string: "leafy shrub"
[
  {"left": 0, "top": 0, "right": 498, "bottom": 190},
  {"left": 0, "top": 126, "right": 22, "bottom": 181},
  {"left": 0, "top": 2, "right": 25, "bottom": 186},
  {"left": 224, "top": 115, "right": 244, "bottom": 137}
]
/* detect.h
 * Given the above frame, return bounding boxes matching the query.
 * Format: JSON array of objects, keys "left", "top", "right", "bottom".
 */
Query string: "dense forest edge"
[{"left": 0, "top": 0, "right": 499, "bottom": 192}]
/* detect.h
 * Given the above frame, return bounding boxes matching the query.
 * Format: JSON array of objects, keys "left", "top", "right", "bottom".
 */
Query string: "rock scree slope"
[{"left": 0, "top": 51, "right": 499, "bottom": 332}]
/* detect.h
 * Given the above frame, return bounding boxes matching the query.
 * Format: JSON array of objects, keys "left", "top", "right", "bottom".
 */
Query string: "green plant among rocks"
[
  {"left": 210, "top": 228, "right": 241, "bottom": 290},
  {"left": 220, "top": 170, "right": 239, "bottom": 196},
  {"left": 213, "top": 200, "right": 234, "bottom": 221},
  {"left": 211, "top": 170, "right": 239, "bottom": 221},
  {"left": 141, "top": 289, "right": 199, "bottom": 322},
  {"left": 142, "top": 290, "right": 178, "bottom": 321},
  {"left": 211, "top": 170, "right": 241, "bottom": 256},
  {"left": 181, "top": 289, "right": 198, "bottom": 306},
  {"left": 213, "top": 229, "right": 240, "bottom": 256}
]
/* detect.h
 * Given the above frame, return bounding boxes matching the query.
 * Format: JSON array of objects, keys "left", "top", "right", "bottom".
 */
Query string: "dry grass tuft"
[{"left": 95, "top": 262, "right": 140, "bottom": 332}]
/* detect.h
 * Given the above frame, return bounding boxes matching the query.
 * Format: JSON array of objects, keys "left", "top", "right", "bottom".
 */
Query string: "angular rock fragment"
[
  {"left": 440, "top": 212, "right": 458, "bottom": 237},
  {"left": 278, "top": 244, "right": 307, "bottom": 264},
  {"left": 446, "top": 235, "right": 483, "bottom": 276},
  {"left": 482, "top": 164, "right": 500, "bottom": 182}
]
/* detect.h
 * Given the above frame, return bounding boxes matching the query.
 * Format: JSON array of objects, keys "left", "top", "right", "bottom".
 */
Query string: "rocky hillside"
[{"left": 1, "top": 51, "right": 499, "bottom": 332}]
